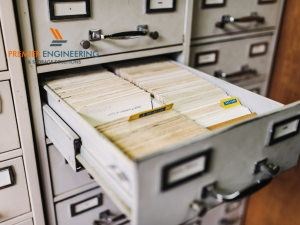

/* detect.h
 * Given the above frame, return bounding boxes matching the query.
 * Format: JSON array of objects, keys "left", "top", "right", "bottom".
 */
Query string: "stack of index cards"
[
  {"left": 44, "top": 68, "right": 152, "bottom": 126},
  {"left": 108, "top": 59, "right": 252, "bottom": 128}
]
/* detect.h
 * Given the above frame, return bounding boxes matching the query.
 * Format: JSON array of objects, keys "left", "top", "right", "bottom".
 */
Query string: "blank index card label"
[
  {"left": 198, "top": 52, "right": 217, "bottom": 64},
  {"left": 273, "top": 119, "right": 300, "bottom": 140},
  {"left": 205, "top": 0, "right": 225, "bottom": 4},
  {"left": 167, "top": 156, "right": 206, "bottom": 185},
  {"left": 75, "top": 197, "right": 99, "bottom": 214},
  {"left": 0, "top": 169, "right": 12, "bottom": 188},
  {"left": 54, "top": 1, "right": 86, "bottom": 16},
  {"left": 149, "top": 0, "right": 174, "bottom": 9}
]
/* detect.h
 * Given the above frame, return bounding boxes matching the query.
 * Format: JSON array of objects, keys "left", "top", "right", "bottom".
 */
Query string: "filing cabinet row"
[
  {"left": 0, "top": 0, "right": 44, "bottom": 224},
  {"left": 26, "top": 0, "right": 282, "bottom": 64},
  {"left": 12, "top": 0, "right": 286, "bottom": 224}
]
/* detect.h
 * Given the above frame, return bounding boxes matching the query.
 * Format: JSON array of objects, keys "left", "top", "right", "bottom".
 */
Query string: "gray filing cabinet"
[
  {"left": 13, "top": 0, "right": 296, "bottom": 225},
  {"left": 0, "top": 0, "right": 44, "bottom": 224},
  {"left": 189, "top": 0, "right": 285, "bottom": 96}
]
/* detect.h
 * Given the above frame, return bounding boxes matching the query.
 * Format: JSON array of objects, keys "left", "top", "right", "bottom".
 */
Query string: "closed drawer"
[
  {"left": 190, "top": 34, "right": 272, "bottom": 84},
  {"left": 0, "top": 26, "right": 7, "bottom": 71},
  {"left": 15, "top": 219, "right": 33, "bottom": 225},
  {"left": 191, "top": 0, "right": 283, "bottom": 39},
  {"left": 48, "top": 143, "right": 96, "bottom": 196},
  {"left": 29, "top": 0, "right": 185, "bottom": 64},
  {"left": 0, "top": 81, "right": 20, "bottom": 154},
  {"left": 55, "top": 187, "right": 128, "bottom": 225},
  {"left": 0, "top": 157, "right": 31, "bottom": 223},
  {"left": 43, "top": 60, "right": 300, "bottom": 225}
]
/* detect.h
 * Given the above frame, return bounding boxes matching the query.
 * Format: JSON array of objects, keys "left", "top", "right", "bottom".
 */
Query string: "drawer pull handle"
[
  {"left": 83, "top": 25, "right": 150, "bottom": 49},
  {"left": 89, "top": 25, "right": 148, "bottom": 41},
  {"left": 219, "top": 218, "right": 240, "bottom": 225},
  {"left": 0, "top": 166, "right": 15, "bottom": 190},
  {"left": 214, "top": 65, "right": 257, "bottom": 78},
  {"left": 94, "top": 210, "right": 127, "bottom": 225},
  {"left": 216, "top": 12, "right": 265, "bottom": 29},
  {"left": 202, "top": 160, "right": 279, "bottom": 203}
]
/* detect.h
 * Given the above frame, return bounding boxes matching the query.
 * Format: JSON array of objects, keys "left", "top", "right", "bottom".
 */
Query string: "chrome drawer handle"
[
  {"left": 216, "top": 12, "right": 265, "bottom": 29},
  {"left": 93, "top": 30, "right": 147, "bottom": 40},
  {"left": 91, "top": 25, "right": 148, "bottom": 41},
  {"left": 81, "top": 25, "right": 157, "bottom": 49},
  {"left": 202, "top": 160, "right": 279, "bottom": 203},
  {"left": 214, "top": 65, "right": 257, "bottom": 78}
]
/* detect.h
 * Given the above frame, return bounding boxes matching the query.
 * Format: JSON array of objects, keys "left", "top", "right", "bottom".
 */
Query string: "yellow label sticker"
[
  {"left": 220, "top": 97, "right": 241, "bottom": 109},
  {"left": 129, "top": 104, "right": 173, "bottom": 121}
]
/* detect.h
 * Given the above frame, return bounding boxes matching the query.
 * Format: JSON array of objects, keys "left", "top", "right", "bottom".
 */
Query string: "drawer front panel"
[
  {"left": 190, "top": 35, "right": 272, "bottom": 83},
  {"left": 0, "top": 26, "right": 7, "bottom": 71},
  {"left": 0, "top": 81, "right": 20, "bottom": 153},
  {"left": 29, "top": 0, "right": 186, "bottom": 64},
  {"left": 0, "top": 157, "right": 31, "bottom": 223},
  {"left": 55, "top": 188, "right": 127, "bottom": 225},
  {"left": 48, "top": 144, "right": 96, "bottom": 196},
  {"left": 192, "top": 0, "right": 282, "bottom": 39}
]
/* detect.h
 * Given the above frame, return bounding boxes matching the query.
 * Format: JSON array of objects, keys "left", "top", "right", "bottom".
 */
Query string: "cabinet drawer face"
[
  {"left": 192, "top": 0, "right": 282, "bottom": 39},
  {"left": 48, "top": 144, "right": 96, "bottom": 196},
  {"left": 55, "top": 188, "right": 126, "bottom": 225},
  {"left": 29, "top": 0, "right": 186, "bottom": 64},
  {"left": 0, "top": 81, "right": 20, "bottom": 153},
  {"left": 0, "top": 157, "right": 31, "bottom": 223},
  {"left": 0, "top": 26, "right": 7, "bottom": 71},
  {"left": 190, "top": 35, "right": 272, "bottom": 83}
]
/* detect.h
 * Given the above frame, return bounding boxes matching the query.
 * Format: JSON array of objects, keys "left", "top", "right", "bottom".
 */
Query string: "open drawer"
[{"left": 42, "top": 60, "right": 300, "bottom": 225}]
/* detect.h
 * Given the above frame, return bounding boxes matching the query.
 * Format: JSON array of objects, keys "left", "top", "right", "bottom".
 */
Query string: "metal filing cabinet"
[
  {"left": 13, "top": 0, "right": 296, "bottom": 225},
  {"left": 0, "top": 157, "right": 31, "bottom": 223},
  {"left": 0, "top": 0, "right": 44, "bottom": 224}
]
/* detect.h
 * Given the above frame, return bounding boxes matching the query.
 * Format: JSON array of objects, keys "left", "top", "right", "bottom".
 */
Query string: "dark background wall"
[{"left": 245, "top": 0, "right": 300, "bottom": 224}]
